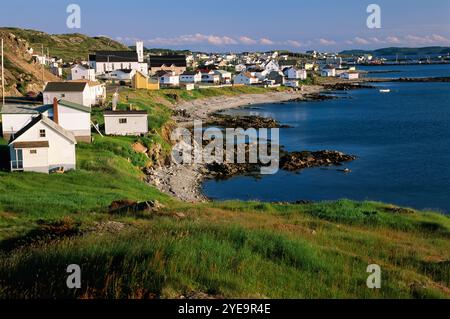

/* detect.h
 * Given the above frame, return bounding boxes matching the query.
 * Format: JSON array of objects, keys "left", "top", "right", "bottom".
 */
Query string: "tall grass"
[{"left": 0, "top": 216, "right": 447, "bottom": 299}]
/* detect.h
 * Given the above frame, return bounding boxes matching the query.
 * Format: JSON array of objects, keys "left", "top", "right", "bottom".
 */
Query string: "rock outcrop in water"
[
  {"left": 280, "top": 150, "right": 356, "bottom": 171},
  {"left": 203, "top": 150, "right": 357, "bottom": 179},
  {"left": 207, "top": 113, "right": 291, "bottom": 129},
  {"left": 323, "top": 83, "right": 375, "bottom": 90}
]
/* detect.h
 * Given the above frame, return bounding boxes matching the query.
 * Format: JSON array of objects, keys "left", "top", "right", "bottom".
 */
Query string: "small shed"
[{"left": 103, "top": 110, "right": 148, "bottom": 136}]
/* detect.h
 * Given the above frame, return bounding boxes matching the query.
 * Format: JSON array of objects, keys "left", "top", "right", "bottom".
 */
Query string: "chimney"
[{"left": 53, "top": 97, "right": 59, "bottom": 124}]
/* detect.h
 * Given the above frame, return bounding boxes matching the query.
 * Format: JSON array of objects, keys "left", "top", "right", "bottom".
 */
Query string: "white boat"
[{"left": 379, "top": 89, "right": 391, "bottom": 93}]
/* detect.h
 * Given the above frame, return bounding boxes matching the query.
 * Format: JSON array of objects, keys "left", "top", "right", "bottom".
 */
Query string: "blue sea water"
[{"left": 202, "top": 65, "right": 450, "bottom": 213}]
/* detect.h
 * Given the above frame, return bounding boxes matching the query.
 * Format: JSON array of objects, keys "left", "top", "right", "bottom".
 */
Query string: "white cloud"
[
  {"left": 285, "top": 40, "right": 302, "bottom": 47},
  {"left": 353, "top": 37, "right": 371, "bottom": 45},
  {"left": 318, "top": 38, "right": 337, "bottom": 46},
  {"left": 260, "top": 38, "right": 275, "bottom": 45},
  {"left": 369, "top": 37, "right": 383, "bottom": 44},
  {"left": 239, "top": 36, "right": 257, "bottom": 45},
  {"left": 404, "top": 34, "right": 450, "bottom": 45},
  {"left": 386, "top": 36, "right": 401, "bottom": 44},
  {"left": 145, "top": 33, "right": 238, "bottom": 46}
]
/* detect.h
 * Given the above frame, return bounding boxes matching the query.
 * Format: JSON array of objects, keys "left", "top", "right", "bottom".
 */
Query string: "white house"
[
  {"left": 285, "top": 80, "right": 299, "bottom": 88},
  {"left": 44, "top": 82, "right": 91, "bottom": 107},
  {"left": 233, "top": 72, "right": 259, "bottom": 85},
  {"left": 214, "top": 70, "right": 232, "bottom": 84},
  {"left": 71, "top": 64, "right": 96, "bottom": 81},
  {"left": 321, "top": 65, "right": 336, "bottom": 77},
  {"left": 303, "top": 62, "right": 315, "bottom": 71},
  {"left": 1, "top": 99, "right": 92, "bottom": 143},
  {"left": 201, "top": 71, "right": 220, "bottom": 84},
  {"left": 69, "top": 80, "right": 106, "bottom": 106},
  {"left": 340, "top": 71, "right": 359, "bottom": 80},
  {"left": 180, "top": 71, "right": 202, "bottom": 83},
  {"left": 235, "top": 64, "right": 246, "bottom": 73},
  {"left": 51, "top": 65, "right": 63, "bottom": 77},
  {"left": 264, "top": 60, "right": 280, "bottom": 73},
  {"left": 103, "top": 69, "right": 136, "bottom": 81},
  {"left": 51, "top": 99, "right": 92, "bottom": 143},
  {"left": 9, "top": 114, "right": 77, "bottom": 174},
  {"left": 1, "top": 104, "right": 52, "bottom": 141},
  {"left": 159, "top": 71, "right": 180, "bottom": 87},
  {"left": 325, "top": 56, "right": 343, "bottom": 68},
  {"left": 89, "top": 41, "right": 148, "bottom": 76},
  {"left": 104, "top": 110, "right": 148, "bottom": 136},
  {"left": 284, "top": 67, "right": 307, "bottom": 80}
]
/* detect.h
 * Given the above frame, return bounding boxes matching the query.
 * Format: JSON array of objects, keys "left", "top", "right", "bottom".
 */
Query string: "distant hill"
[
  {"left": 340, "top": 46, "right": 450, "bottom": 57},
  {"left": 1, "top": 27, "right": 129, "bottom": 61}
]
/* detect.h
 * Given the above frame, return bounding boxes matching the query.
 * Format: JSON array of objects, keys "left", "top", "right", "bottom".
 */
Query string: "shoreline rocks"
[
  {"left": 323, "top": 83, "right": 375, "bottom": 90},
  {"left": 206, "top": 113, "right": 291, "bottom": 129},
  {"left": 280, "top": 150, "right": 357, "bottom": 171}
]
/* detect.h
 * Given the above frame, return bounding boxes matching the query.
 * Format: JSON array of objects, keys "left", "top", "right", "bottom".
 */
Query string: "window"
[
  {"left": 119, "top": 118, "right": 127, "bottom": 124},
  {"left": 39, "top": 129, "right": 46, "bottom": 137},
  {"left": 61, "top": 94, "right": 65, "bottom": 98},
  {"left": 30, "top": 150, "right": 37, "bottom": 154}
]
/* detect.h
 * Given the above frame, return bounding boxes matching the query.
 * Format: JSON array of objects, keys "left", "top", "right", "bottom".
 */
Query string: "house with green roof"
[{"left": 1, "top": 99, "right": 91, "bottom": 143}]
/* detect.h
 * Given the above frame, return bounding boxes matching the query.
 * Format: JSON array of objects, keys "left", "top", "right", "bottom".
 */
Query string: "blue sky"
[{"left": 1, "top": 0, "right": 450, "bottom": 52}]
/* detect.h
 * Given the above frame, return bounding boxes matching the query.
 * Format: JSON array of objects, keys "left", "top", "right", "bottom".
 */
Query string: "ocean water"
[
  {"left": 202, "top": 65, "right": 450, "bottom": 213},
  {"left": 359, "top": 63, "right": 450, "bottom": 78}
]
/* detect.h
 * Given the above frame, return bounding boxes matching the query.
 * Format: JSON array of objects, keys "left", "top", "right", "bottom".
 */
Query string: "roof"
[
  {"left": 279, "top": 60, "right": 297, "bottom": 66},
  {"left": 149, "top": 55, "right": 187, "bottom": 68},
  {"left": 239, "top": 72, "right": 257, "bottom": 79},
  {"left": 181, "top": 71, "right": 200, "bottom": 76},
  {"left": 134, "top": 70, "right": 149, "bottom": 78},
  {"left": 114, "top": 69, "right": 134, "bottom": 74},
  {"left": 44, "top": 82, "right": 88, "bottom": 92},
  {"left": 9, "top": 114, "right": 77, "bottom": 145},
  {"left": 214, "top": 69, "right": 231, "bottom": 74},
  {"left": 104, "top": 110, "right": 148, "bottom": 116},
  {"left": 71, "top": 64, "right": 88, "bottom": 70},
  {"left": 58, "top": 100, "right": 91, "bottom": 113},
  {"left": 69, "top": 79, "right": 103, "bottom": 87},
  {"left": 90, "top": 51, "right": 139, "bottom": 63},
  {"left": 0, "top": 104, "right": 52, "bottom": 115},
  {"left": 12, "top": 141, "right": 49, "bottom": 149}
]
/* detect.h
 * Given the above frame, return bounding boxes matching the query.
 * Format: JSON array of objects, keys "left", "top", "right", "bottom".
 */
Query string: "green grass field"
[{"left": 0, "top": 87, "right": 449, "bottom": 299}]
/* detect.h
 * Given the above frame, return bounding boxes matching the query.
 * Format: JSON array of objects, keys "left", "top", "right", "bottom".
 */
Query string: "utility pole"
[
  {"left": 41, "top": 44, "right": 44, "bottom": 88},
  {"left": 1, "top": 38, "right": 4, "bottom": 106}
]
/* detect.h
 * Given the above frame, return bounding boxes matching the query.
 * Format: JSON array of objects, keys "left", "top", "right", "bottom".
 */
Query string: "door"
[{"left": 11, "top": 149, "right": 23, "bottom": 171}]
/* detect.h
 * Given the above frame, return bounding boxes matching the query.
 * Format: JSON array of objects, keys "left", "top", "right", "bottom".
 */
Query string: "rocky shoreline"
[{"left": 146, "top": 87, "right": 358, "bottom": 202}]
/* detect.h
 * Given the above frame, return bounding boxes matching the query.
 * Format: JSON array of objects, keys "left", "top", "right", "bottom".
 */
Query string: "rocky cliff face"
[
  {"left": 0, "top": 27, "right": 130, "bottom": 97},
  {"left": 0, "top": 30, "right": 60, "bottom": 96}
]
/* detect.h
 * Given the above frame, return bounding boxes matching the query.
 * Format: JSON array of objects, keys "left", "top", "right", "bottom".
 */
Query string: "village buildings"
[
  {"left": 88, "top": 41, "right": 148, "bottom": 76},
  {"left": 148, "top": 54, "right": 187, "bottom": 75}
]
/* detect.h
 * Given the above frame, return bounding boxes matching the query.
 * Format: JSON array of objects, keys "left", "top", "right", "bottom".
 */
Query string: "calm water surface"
[{"left": 203, "top": 65, "right": 450, "bottom": 213}]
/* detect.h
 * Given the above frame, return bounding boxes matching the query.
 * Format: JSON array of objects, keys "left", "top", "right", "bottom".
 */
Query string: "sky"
[{"left": 1, "top": 0, "right": 450, "bottom": 52}]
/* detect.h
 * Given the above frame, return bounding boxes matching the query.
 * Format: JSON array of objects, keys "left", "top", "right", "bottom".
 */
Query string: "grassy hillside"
[
  {"left": 1, "top": 27, "right": 129, "bottom": 61},
  {"left": 0, "top": 87, "right": 449, "bottom": 299},
  {"left": 0, "top": 29, "right": 61, "bottom": 96}
]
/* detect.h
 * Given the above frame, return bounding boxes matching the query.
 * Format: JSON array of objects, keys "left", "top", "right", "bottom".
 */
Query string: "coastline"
[
  {"left": 147, "top": 87, "right": 325, "bottom": 202},
  {"left": 146, "top": 76, "right": 450, "bottom": 203}
]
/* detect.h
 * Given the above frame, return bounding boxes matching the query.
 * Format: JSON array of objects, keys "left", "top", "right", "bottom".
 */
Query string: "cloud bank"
[{"left": 117, "top": 33, "right": 450, "bottom": 49}]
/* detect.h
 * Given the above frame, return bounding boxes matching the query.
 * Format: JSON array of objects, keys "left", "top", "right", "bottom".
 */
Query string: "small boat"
[{"left": 379, "top": 89, "right": 391, "bottom": 93}]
